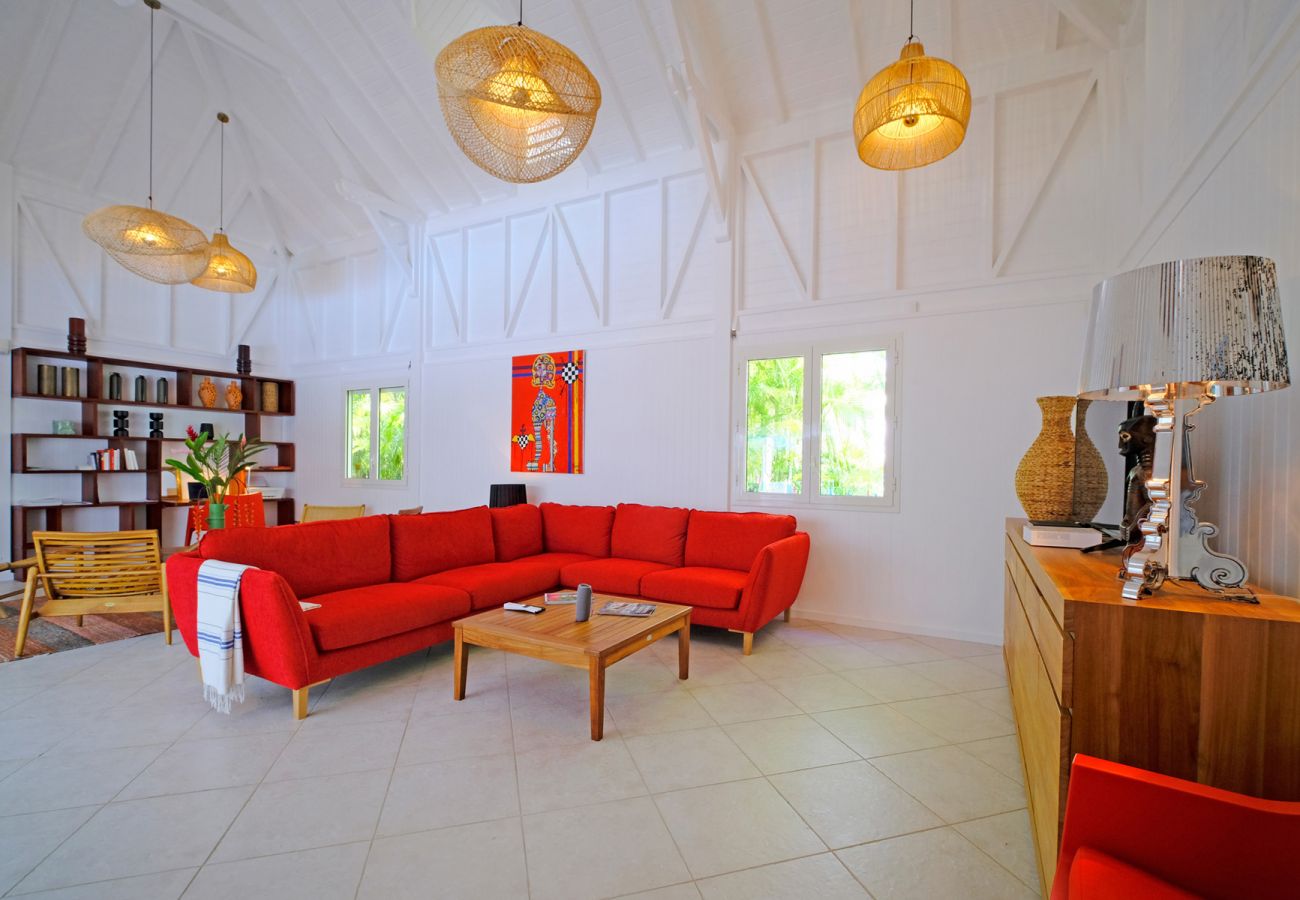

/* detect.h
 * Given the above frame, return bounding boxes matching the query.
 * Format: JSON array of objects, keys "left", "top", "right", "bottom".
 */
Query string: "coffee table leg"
[
  {"left": 453, "top": 630, "right": 467, "bottom": 701},
  {"left": 677, "top": 621, "right": 690, "bottom": 680},
  {"left": 588, "top": 658, "right": 605, "bottom": 741}
]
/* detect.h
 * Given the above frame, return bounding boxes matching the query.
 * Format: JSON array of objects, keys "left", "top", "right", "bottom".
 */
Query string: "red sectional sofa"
[{"left": 167, "top": 502, "right": 810, "bottom": 718}]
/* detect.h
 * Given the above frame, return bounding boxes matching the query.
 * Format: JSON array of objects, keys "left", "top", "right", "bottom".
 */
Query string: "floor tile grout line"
[
  {"left": 4, "top": 863, "right": 201, "bottom": 899},
  {"left": 502, "top": 647, "right": 536, "bottom": 900}
]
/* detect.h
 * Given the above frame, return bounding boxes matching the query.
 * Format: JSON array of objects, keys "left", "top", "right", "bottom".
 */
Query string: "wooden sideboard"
[{"left": 1003, "top": 517, "right": 1300, "bottom": 894}]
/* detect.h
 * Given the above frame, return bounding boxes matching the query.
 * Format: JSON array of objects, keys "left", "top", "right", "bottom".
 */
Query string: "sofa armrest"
[
  {"left": 737, "top": 531, "right": 810, "bottom": 633},
  {"left": 1052, "top": 754, "right": 1300, "bottom": 900},
  {"left": 166, "top": 553, "right": 319, "bottom": 689}
]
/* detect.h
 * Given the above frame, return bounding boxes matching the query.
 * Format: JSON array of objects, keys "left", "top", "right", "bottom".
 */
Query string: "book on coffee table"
[
  {"left": 544, "top": 591, "right": 577, "bottom": 605},
  {"left": 597, "top": 601, "right": 656, "bottom": 617}
]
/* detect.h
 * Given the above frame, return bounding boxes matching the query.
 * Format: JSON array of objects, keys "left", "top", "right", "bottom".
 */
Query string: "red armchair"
[{"left": 1052, "top": 755, "right": 1300, "bottom": 899}]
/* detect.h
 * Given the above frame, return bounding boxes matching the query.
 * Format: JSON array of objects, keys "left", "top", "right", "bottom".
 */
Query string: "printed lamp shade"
[
  {"left": 1079, "top": 256, "right": 1291, "bottom": 400},
  {"left": 853, "top": 41, "right": 971, "bottom": 171},
  {"left": 191, "top": 232, "right": 257, "bottom": 293},
  {"left": 83, "top": 205, "right": 210, "bottom": 285},
  {"left": 436, "top": 25, "right": 601, "bottom": 183}
]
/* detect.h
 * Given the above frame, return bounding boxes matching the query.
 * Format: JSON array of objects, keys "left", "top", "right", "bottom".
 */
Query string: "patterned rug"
[{"left": 0, "top": 599, "right": 165, "bottom": 662}]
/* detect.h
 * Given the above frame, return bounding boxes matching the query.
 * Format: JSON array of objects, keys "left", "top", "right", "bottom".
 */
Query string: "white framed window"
[
  {"left": 345, "top": 384, "right": 408, "bottom": 485},
  {"left": 734, "top": 337, "right": 898, "bottom": 510}
]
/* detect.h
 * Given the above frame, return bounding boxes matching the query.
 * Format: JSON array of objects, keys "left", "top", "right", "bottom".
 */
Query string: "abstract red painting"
[{"left": 510, "top": 350, "right": 585, "bottom": 474}]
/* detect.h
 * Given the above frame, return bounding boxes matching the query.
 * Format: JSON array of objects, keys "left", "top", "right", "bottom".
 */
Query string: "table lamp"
[
  {"left": 489, "top": 484, "right": 528, "bottom": 508},
  {"left": 1079, "top": 255, "right": 1290, "bottom": 599}
]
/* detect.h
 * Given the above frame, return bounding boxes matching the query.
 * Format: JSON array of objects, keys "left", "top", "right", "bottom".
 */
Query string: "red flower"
[{"left": 186, "top": 425, "right": 198, "bottom": 441}]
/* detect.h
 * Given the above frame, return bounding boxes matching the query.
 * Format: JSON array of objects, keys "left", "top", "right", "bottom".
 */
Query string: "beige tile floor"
[{"left": 0, "top": 618, "right": 1039, "bottom": 899}]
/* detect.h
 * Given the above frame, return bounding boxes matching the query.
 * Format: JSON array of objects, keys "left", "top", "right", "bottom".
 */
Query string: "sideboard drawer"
[{"left": 1006, "top": 537, "right": 1071, "bottom": 707}]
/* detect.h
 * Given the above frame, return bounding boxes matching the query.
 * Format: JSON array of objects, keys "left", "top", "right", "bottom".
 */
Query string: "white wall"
[{"left": 12, "top": 2, "right": 1300, "bottom": 643}]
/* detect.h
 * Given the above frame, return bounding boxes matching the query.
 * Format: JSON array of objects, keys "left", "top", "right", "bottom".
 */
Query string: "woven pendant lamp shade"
[
  {"left": 853, "top": 41, "right": 971, "bottom": 171},
  {"left": 192, "top": 232, "right": 256, "bottom": 293},
  {"left": 83, "top": 206, "right": 210, "bottom": 284},
  {"left": 435, "top": 25, "right": 601, "bottom": 183}
]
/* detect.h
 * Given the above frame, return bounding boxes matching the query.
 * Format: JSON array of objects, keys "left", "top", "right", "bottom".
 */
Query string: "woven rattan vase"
[
  {"left": 1015, "top": 396, "right": 1077, "bottom": 521},
  {"left": 1070, "top": 399, "right": 1108, "bottom": 521},
  {"left": 435, "top": 25, "right": 601, "bottom": 183}
]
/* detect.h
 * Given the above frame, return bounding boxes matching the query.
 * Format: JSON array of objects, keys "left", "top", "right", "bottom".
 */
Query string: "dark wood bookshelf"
[{"left": 11, "top": 346, "right": 296, "bottom": 568}]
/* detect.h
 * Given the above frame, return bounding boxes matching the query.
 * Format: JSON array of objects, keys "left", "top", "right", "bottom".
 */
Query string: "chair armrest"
[
  {"left": 1052, "top": 754, "right": 1300, "bottom": 900},
  {"left": 1, "top": 557, "right": 36, "bottom": 573},
  {"left": 737, "top": 532, "right": 811, "bottom": 632},
  {"left": 166, "top": 553, "right": 319, "bottom": 689}
]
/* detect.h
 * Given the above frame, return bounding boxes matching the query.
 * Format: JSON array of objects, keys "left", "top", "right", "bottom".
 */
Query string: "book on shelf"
[
  {"left": 597, "top": 601, "right": 656, "bottom": 617},
  {"left": 1022, "top": 521, "right": 1106, "bottom": 549}
]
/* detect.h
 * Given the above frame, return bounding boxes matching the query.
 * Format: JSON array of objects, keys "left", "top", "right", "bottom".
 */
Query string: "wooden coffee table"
[{"left": 453, "top": 597, "right": 691, "bottom": 740}]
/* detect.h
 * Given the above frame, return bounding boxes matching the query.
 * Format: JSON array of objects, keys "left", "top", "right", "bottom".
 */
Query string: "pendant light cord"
[
  {"left": 518, "top": 0, "right": 523, "bottom": 26},
  {"left": 908, "top": 0, "right": 915, "bottom": 42},
  {"left": 218, "top": 118, "right": 225, "bottom": 233},
  {"left": 147, "top": 2, "right": 154, "bottom": 208}
]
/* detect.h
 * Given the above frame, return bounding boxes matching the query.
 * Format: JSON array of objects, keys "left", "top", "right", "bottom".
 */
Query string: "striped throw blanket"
[{"left": 196, "top": 559, "right": 255, "bottom": 714}]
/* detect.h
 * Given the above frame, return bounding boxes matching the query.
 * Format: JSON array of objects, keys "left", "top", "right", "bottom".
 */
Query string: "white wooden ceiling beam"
[
  {"left": 0, "top": 0, "right": 75, "bottom": 163},
  {"left": 752, "top": 0, "right": 789, "bottom": 124},
  {"left": 565, "top": 0, "right": 647, "bottom": 163},
  {"left": 334, "top": 0, "right": 498, "bottom": 207},
  {"left": 1045, "top": 0, "right": 1122, "bottom": 50},
  {"left": 994, "top": 74, "right": 1097, "bottom": 275},
  {"left": 631, "top": 0, "right": 694, "bottom": 149},
  {"left": 80, "top": 16, "right": 175, "bottom": 194}
]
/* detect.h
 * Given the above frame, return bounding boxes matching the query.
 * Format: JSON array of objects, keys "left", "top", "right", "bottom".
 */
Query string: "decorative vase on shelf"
[
  {"left": 134, "top": 375, "right": 147, "bottom": 402},
  {"left": 198, "top": 377, "right": 218, "bottom": 409},
  {"left": 108, "top": 372, "right": 122, "bottom": 400},
  {"left": 262, "top": 381, "right": 279, "bottom": 413},
  {"left": 207, "top": 501, "right": 227, "bottom": 530},
  {"left": 61, "top": 367, "right": 80, "bottom": 398},
  {"left": 225, "top": 380, "right": 243, "bottom": 410},
  {"left": 156, "top": 377, "right": 169, "bottom": 405},
  {"left": 1071, "top": 399, "right": 1108, "bottom": 521},
  {"left": 1015, "top": 396, "right": 1077, "bottom": 522}
]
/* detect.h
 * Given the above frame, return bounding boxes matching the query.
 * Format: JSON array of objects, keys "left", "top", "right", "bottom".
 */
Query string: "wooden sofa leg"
[
  {"left": 292, "top": 687, "right": 309, "bottom": 720},
  {"left": 783, "top": 608, "right": 791, "bottom": 623},
  {"left": 14, "top": 577, "right": 37, "bottom": 659},
  {"left": 742, "top": 632, "right": 754, "bottom": 655}
]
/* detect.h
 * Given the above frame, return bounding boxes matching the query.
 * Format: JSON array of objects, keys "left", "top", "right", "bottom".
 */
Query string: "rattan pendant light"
[
  {"left": 853, "top": 0, "right": 971, "bottom": 171},
  {"left": 192, "top": 113, "right": 256, "bottom": 293},
  {"left": 83, "top": 0, "right": 209, "bottom": 284},
  {"left": 435, "top": 1, "right": 601, "bottom": 183}
]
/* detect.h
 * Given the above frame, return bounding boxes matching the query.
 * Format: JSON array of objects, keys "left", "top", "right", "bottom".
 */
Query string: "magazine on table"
[{"left": 598, "top": 601, "right": 656, "bottom": 617}]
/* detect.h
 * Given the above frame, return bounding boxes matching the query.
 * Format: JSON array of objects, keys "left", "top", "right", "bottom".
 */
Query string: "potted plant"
[{"left": 166, "top": 427, "right": 268, "bottom": 529}]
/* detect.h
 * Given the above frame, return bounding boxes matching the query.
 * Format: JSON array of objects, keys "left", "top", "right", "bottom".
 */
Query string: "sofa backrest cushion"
[
  {"left": 391, "top": 506, "right": 496, "bottom": 582},
  {"left": 491, "top": 504, "right": 543, "bottom": 562},
  {"left": 201, "top": 514, "right": 392, "bottom": 599},
  {"left": 540, "top": 503, "right": 614, "bottom": 557},
  {"left": 684, "top": 510, "right": 798, "bottom": 571},
  {"left": 611, "top": 503, "right": 690, "bottom": 566}
]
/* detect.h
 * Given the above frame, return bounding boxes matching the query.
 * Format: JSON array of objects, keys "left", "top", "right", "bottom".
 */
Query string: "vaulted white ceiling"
[{"left": 0, "top": 0, "right": 1136, "bottom": 258}]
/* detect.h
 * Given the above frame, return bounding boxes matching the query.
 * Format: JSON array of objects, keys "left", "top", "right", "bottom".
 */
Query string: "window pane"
[
  {"left": 346, "top": 389, "right": 371, "bottom": 480},
  {"left": 745, "top": 356, "right": 804, "bottom": 494},
  {"left": 820, "top": 350, "right": 888, "bottom": 497},
  {"left": 378, "top": 387, "right": 406, "bottom": 481}
]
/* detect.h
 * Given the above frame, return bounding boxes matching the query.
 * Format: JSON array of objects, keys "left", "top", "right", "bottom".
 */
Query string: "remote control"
[{"left": 503, "top": 602, "right": 544, "bottom": 614}]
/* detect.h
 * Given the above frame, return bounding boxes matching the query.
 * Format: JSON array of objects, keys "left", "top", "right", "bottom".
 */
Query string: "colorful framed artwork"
[{"left": 511, "top": 350, "right": 585, "bottom": 474}]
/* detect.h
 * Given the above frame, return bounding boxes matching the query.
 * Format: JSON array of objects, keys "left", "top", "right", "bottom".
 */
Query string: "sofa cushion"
[
  {"left": 684, "top": 510, "right": 797, "bottom": 572},
  {"left": 421, "top": 552, "right": 591, "bottom": 610},
  {"left": 1068, "top": 848, "right": 1198, "bottom": 900},
  {"left": 201, "top": 515, "right": 391, "bottom": 599},
  {"left": 391, "top": 506, "right": 495, "bottom": 582},
  {"left": 639, "top": 566, "right": 748, "bottom": 610},
  {"left": 560, "top": 558, "right": 674, "bottom": 595},
  {"left": 305, "top": 582, "right": 472, "bottom": 652},
  {"left": 491, "top": 504, "right": 543, "bottom": 562},
  {"left": 540, "top": 503, "right": 615, "bottom": 557},
  {"left": 610, "top": 504, "right": 690, "bottom": 566}
]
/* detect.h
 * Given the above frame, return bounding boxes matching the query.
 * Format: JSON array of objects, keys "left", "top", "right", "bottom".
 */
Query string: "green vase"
[{"left": 207, "top": 502, "right": 228, "bottom": 530}]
